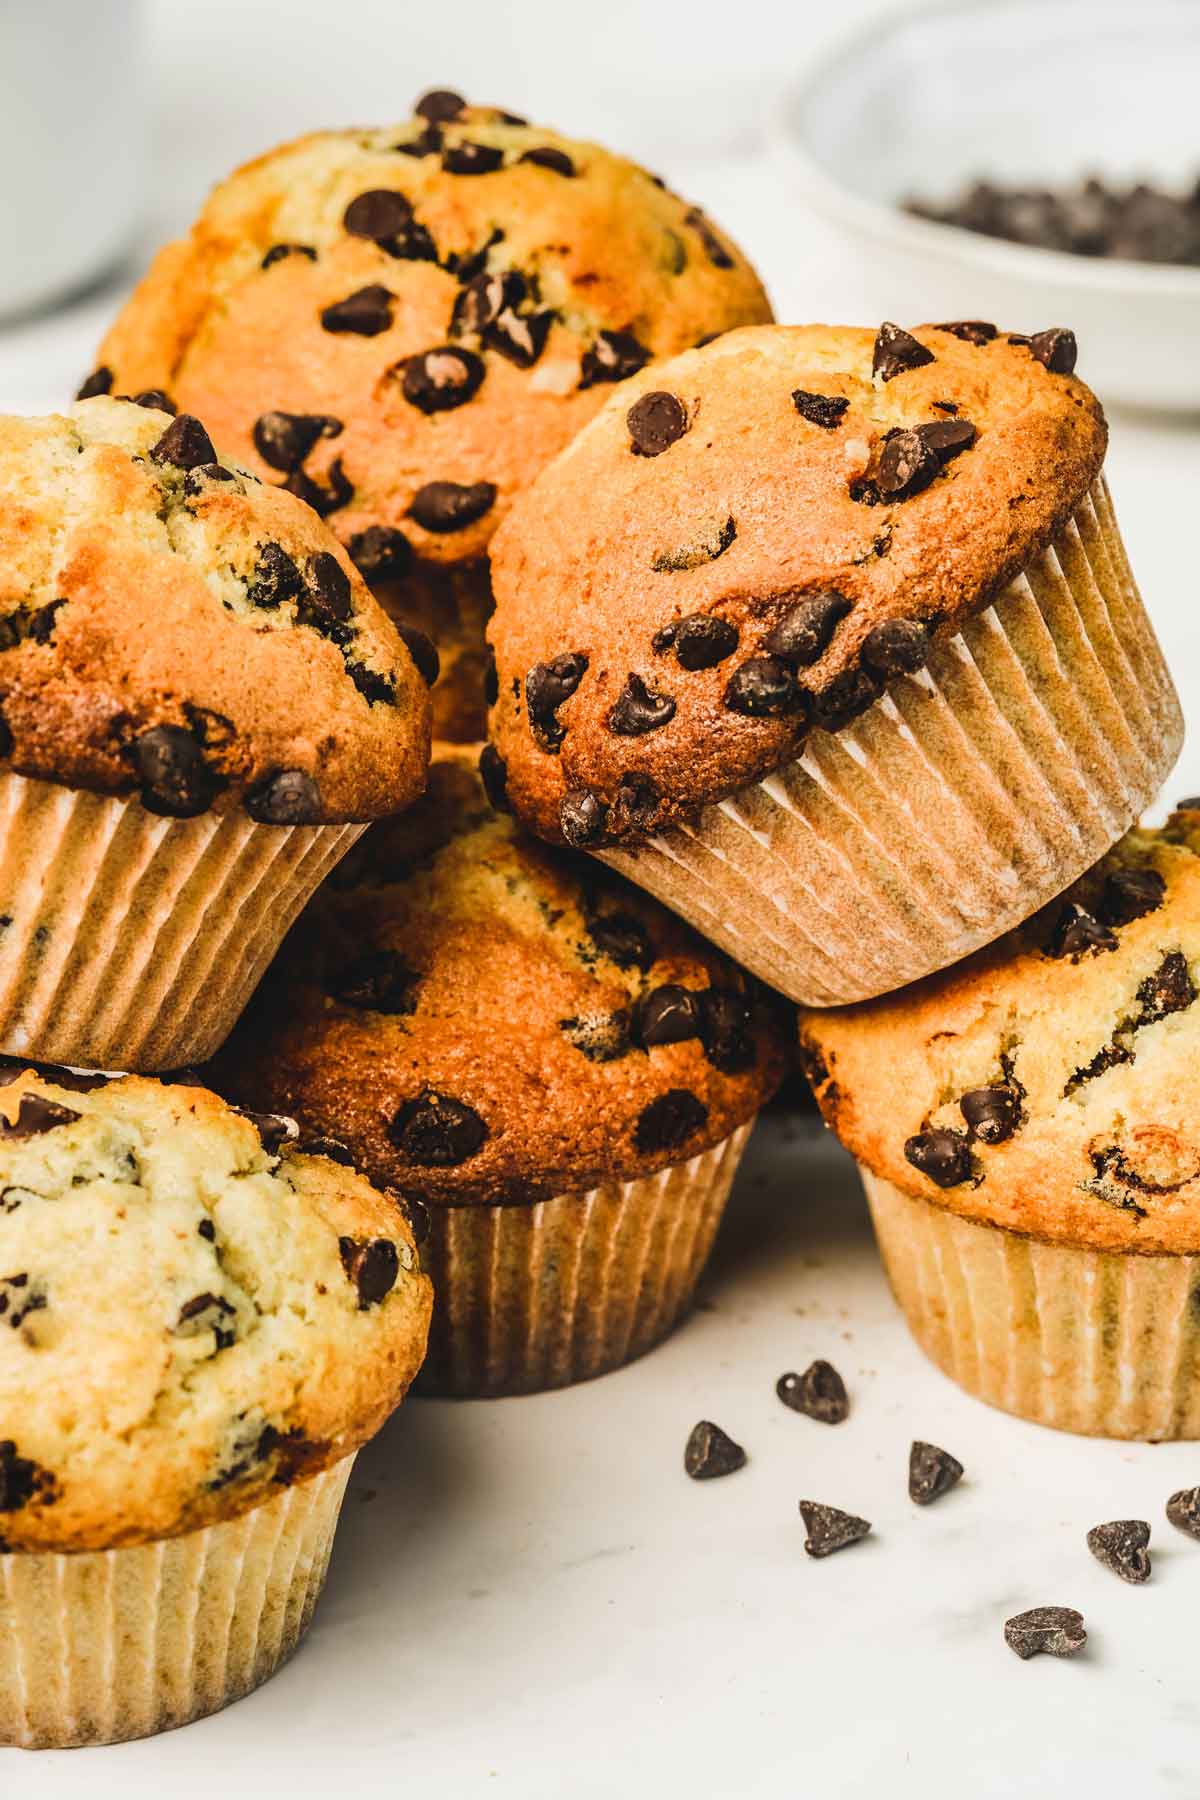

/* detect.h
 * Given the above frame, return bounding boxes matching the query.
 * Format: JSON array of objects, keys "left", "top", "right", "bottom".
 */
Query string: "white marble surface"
[{"left": 2, "top": 3, "right": 1199, "bottom": 1791}]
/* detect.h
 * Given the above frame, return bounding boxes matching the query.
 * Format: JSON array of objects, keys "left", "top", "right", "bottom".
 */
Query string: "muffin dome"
[
  {"left": 0, "top": 399, "right": 430, "bottom": 821},
  {"left": 0, "top": 1068, "right": 431, "bottom": 1552},
  {"left": 485, "top": 321, "right": 1108, "bottom": 846},
  {"left": 211, "top": 751, "right": 787, "bottom": 1204}
]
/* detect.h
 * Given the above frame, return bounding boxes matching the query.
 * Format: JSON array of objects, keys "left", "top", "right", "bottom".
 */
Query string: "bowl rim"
[{"left": 774, "top": 0, "right": 1200, "bottom": 300}]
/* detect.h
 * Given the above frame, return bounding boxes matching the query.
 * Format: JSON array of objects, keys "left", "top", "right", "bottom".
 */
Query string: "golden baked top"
[
  {"left": 92, "top": 92, "right": 772, "bottom": 579},
  {"left": 0, "top": 399, "right": 432, "bottom": 821},
  {"left": 798, "top": 809, "right": 1200, "bottom": 1254},
  {"left": 485, "top": 321, "right": 1107, "bottom": 847},
  {"left": 211, "top": 750, "right": 787, "bottom": 1204},
  {"left": 0, "top": 1069, "right": 431, "bottom": 1552}
]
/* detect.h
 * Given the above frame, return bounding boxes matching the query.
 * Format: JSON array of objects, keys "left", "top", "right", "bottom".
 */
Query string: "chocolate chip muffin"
[
  {"left": 211, "top": 750, "right": 786, "bottom": 1395},
  {"left": 90, "top": 88, "right": 772, "bottom": 740},
  {"left": 486, "top": 321, "right": 1181, "bottom": 1006},
  {"left": 0, "top": 1066, "right": 430, "bottom": 1747},
  {"left": 798, "top": 804, "right": 1200, "bottom": 1439},
  {"left": 0, "top": 397, "right": 432, "bottom": 1071}
]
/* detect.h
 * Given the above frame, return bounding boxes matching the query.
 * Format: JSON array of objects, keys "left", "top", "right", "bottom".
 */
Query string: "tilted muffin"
[
  {"left": 799, "top": 804, "right": 1200, "bottom": 1439},
  {"left": 0, "top": 1067, "right": 431, "bottom": 1747},
  {"left": 212, "top": 751, "right": 786, "bottom": 1396},
  {"left": 487, "top": 321, "right": 1181, "bottom": 1006},
  {"left": 0, "top": 397, "right": 431, "bottom": 1070},
  {"left": 90, "top": 88, "right": 772, "bottom": 740}
]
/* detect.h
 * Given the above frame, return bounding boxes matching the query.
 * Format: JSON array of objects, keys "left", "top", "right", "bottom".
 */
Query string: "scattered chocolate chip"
[
  {"left": 0, "top": 600, "right": 65, "bottom": 651},
  {"left": 657, "top": 613, "right": 739, "bottom": 669},
  {"left": 443, "top": 140, "right": 504, "bottom": 176},
  {"left": 559, "top": 1010, "right": 633, "bottom": 1063},
  {"left": 298, "top": 1136, "right": 355, "bottom": 1166},
  {"left": 415, "top": 88, "right": 466, "bottom": 123},
  {"left": 634, "top": 1088, "right": 708, "bottom": 1154},
  {"left": 402, "top": 345, "right": 485, "bottom": 412},
  {"left": 627, "top": 391, "right": 688, "bottom": 457},
  {"left": 1137, "top": 949, "right": 1196, "bottom": 1022},
  {"left": 1087, "top": 1519, "right": 1151, "bottom": 1583},
  {"left": 1099, "top": 865, "right": 1166, "bottom": 926},
  {"left": 960, "top": 1084, "right": 1020, "bottom": 1144},
  {"left": 808, "top": 667, "right": 880, "bottom": 732},
  {"left": 799, "top": 1500, "right": 871, "bottom": 1558},
  {"left": 776, "top": 1361, "right": 849, "bottom": 1424},
  {"left": 176, "top": 1291, "right": 237, "bottom": 1349},
  {"left": 231, "top": 1107, "right": 299, "bottom": 1154},
  {"left": 245, "top": 769, "right": 322, "bottom": 825},
  {"left": 129, "top": 388, "right": 176, "bottom": 414},
  {"left": 684, "top": 206, "right": 735, "bottom": 268},
  {"left": 150, "top": 413, "right": 217, "bottom": 471},
  {"left": 724, "top": 656, "right": 804, "bottom": 718},
  {"left": 873, "top": 322, "right": 935, "bottom": 381},
  {"left": 0, "top": 1274, "right": 46, "bottom": 1330},
  {"left": 344, "top": 189, "right": 413, "bottom": 240},
  {"left": 1004, "top": 1607, "right": 1086, "bottom": 1660},
  {"left": 579, "top": 330, "right": 650, "bottom": 388},
  {"left": 586, "top": 910, "right": 652, "bottom": 971},
  {"left": 0, "top": 1094, "right": 81, "bottom": 1139},
  {"left": 936, "top": 320, "right": 997, "bottom": 345},
  {"left": 1167, "top": 1487, "right": 1200, "bottom": 1539},
  {"left": 699, "top": 988, "right": 755, "bottom": 1073},
  {"left": 487, "top": 306, "right": 553, "bottom": 367},
  {"left": 248, "top": 541, "right": 304, "bottom": 609},
  {"left": 391, "top": 623, "right": 437, "bottom": 687},
  {"left": 650, "top": 516, "right": 737, "bottom": 574},
  {"left": 338, "top": 1235, "right": 400, "bottom": 1308},
  {"left": 252, "top": 410, "right": 342, "bottom": 472},
  {"left": 609, "top": 672, "right": 676, "bottom": 736},
  {"left": 283, "top": 459, "right": 354, "bottom": 517},
  {"left": 519, "top": 146, "right": 576, "bottom": 176},
  {"left": 348, "top": 525, "right": 412, "bottom": 583},
  {"left": 304, "top": 550, "right": 353, "bottom": 622},
  {"left": 478, "top": 742, "right": 509, "bottom": 810},
  {"left": 450, "top": 269, "right": 522, "bottom": 337},
  {"left": 861, "top": 618, "right": 930, "bottom": 676},
  {"left": 904, "top": 1128, "right": 972, "bottom": 1188},
  {"left": 262, "top": 242, "right": 317, "bottom": 268},
  {"left": 792, "top": 390, "right": 849, "bottom": 429},
  {"left": 684, "top": 1421, "right": 746, "bottom": 1480},
  {"left": 320, "top": 285, "right": 394, "bottom": 335},
  {"left": 444, "top": 226, "right": 505, "bottom": 284},
  {"left": 931, "top": 399, "right": 959, "bottom": 413},
  {"left": 1029, "top": 327, "right": 1078, "bottom": 374},
  {"left": 409, "top": 480, "right": 497, "bottom": 533},
  {"left": 390, "top": 1090, "right": 488, "bottom": 1166},
  {"left": 635, "top": 985, "right": 703, "bottom": 1048},
  {"left": 182, "top": 462, "right": 238, "bottom": 498},
  {"left": 395, "top": 125, "right": 443, "bottom": 159},
  {"left": 198, "top": 1218, "right": 216, "bottom": 1240},
  {"left": 0, "top": 1439, "right": 57, "bottom": 1512},
  {"left": 919, "top": 417, "right": 978, "bottom": 461},
  {"left": 75, "top": 366, "right": 113, "bottom": 400},
  {"left": 875, "top": 429, "right": 940, "bottom": 500},
  {"left": 909, "top": 1441, "right": 964, "bottom": 1504},
  {"left": 133, "top": 725, "right": 220, "bottom": 817},
  {"left": 1049, "top": 902, "right": 1118, "bottom": 961},
  {"left": 526, "top": 652, "right": 588, "bottom": 751},
  {"left": 330, "top": 948, "right": 419, "bottom": 1013},
  {"left": 764, "top": 592, "right": 853, "bottom": 668},
  {"left": 560, "top": 791, "right": 608, "bottom": 846}
]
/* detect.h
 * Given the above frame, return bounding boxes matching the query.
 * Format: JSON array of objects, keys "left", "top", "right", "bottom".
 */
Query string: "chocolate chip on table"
[
  {"left": 609, "top": 673, "right": 676, "bottom": 736},
  {"left": 1099, "top": 866, "right": 1166, "bottom": 926},
  {"left": 777, "top": 1361, "right": 849, "bottom": 1424},
  {"left": 343, "top": 189, "right": 413, "bottom": 240},
  {"left": 0, "top": 1094, "right": 81, "bottom": 1138},
  {"left": 799, "top": 1501, "right": 871, "bottom": 1558},
  {"left": 520, "top": 146, "right": 576, "bottom": 176},
  {"left": 478, "top": 742, "right": 509, "bottom": 811},
  {"left": 284, "top": 459, "right": 353, "bottom": 517},
  {"left": 402, "top": 346, "right": 486, "bottom": 412},
  {"left": 559, "top": 1009, "right": 633, "bottom": 1063},
  {"left": 390, "top": 1090, "right": 488, "bottom": 1165},
  {"left": 150, "top": 413, "right": 217, "bottom": 471},
  {"left": 627, "top": 391, "right": 688, "bottom": 456},
  {"left": 133, "top": 724, "right": 220, "bottom": 817},
  {"left": 409, "top": 480, "right": 497, "bottom": 533},
  {"left": 1087, "top": 1519, "right": 1151, "bottom": 1583},
  {"left": 656, "top": 614, "right": 739, "bottom": 669},
  {"left": 330, "top": 948, "right": 419, "bottom": 1013},
  {"left": 684, "top": 206, "right": 735, "bottom": 268},
  {"left": 634, "top": 1088, "right": 708, "bottom": 1154},
  {"left": 909, "top": 1440, "right": 964, "bottom": 1505},
  {"left": 304, "top": 550, "right": 353, "bottom": 622},
  {"left": 526, "top": 652, "right": 588, "bottom": 751},
  {"left": 442, "top": 140, "right": 505, "bottom": 176},
  {"left": 587, "top": 909, "right": 653, "bottom": 970},
  {"left": 764, "top": 592, "right": 853, "bottom": 667},
  {"left": 635, "top": 985, "right": 704, "bottom": 1048},
  {"left": 936, "top": 320, "right": 998, "bottom": 345},
  {"left": 579, "top": 330, "right": 650, "bottom": 387},
  {"left": 1048, "top": 901, "right": 1118, "bottom": 961},
  {"left": 904, "top": 1128, "right": 972, "bottom": 1188},
  {"left": 1166, "top": 1487, "right": 1200, "bottom": 1538},
  {"left": 298, "top": 1135, "right": 355, "bottom": 1166},
  {"left": 1004, "top": 1607, "right": 1086, "bottom": 1661},
  {"left": 560, "top": 789, "right": 608, "bottom": 847},
  {"left": 244, "top": 769, "right": 323, "bottom": 825},
  {"left": 724, "top": 656, "right": 804, "bottom": 718},
  {"left": 873, "top": 321, "right": 936, "bottom": 381},
  {"left": 348, "top": 525, "right": 413, "bottom": 582},
  {"left": 262, "top": 242, "right": 317, "bottom": 269},
  {"left": 960, "top": 1084, "right": 1020, "bottom": 1144},
  {"left": 415, "top": 87, "right": 466, "bottom": 123},
  {"left": 699, "top": 988, "right": 755, "bottom": 1073},
  {"left": 75, "top": 365, "right": 113, "bottom": 400},
  {"left": 684, "top": 1421, "right": 746, "bottom": 1480},
  {"left": 129, "top": 388, "right": 177, "bottom": 414},
  {"left": 861, "top": 618, "right": 930, "bottom": 676},
  {"left": 791, "top": 390, "right": 850, "bottom": 429},
  {"left": 338, "top": 1235, "right": 400, "bottom": 1308},
  {"left": 248, "top": 541, "right": 304, "bottom": 609},
  {"left": 320, "top": 285, "right": 395, "bottom": 335},
  {"left": 252, "top": 411, "right": 342, "bottom": 472}
]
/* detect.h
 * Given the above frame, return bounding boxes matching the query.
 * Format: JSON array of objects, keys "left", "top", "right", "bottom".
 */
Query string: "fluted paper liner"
[
  {"left": 0, "top": 1456, "right": 354, "bottom": 1749},
  {"left": 603, "top": 478, "right": 1182, "bottom": 1006},
  {"left": 864, "top": 1170, "right": 1200, "bottom": 1440},
  {"left": 0, "top": 773, "right": 363, "bottom": 1070},
  {"left": 417, "top": 1123, "right": 753, "bottom": 1397}
]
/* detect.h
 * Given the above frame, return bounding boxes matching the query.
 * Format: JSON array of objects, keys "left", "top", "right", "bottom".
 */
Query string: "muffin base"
[
  {"left": 416, "top": 1124, "right": 753, "bottom": 1397},
  {"left": 864, "top": 1170, "right": 1200, "bottom": 1440},
  {"left": 0, "top": 1457, "right": 353, "bottom": 1749},
  {"left": 0, "top": 772, "right": 362, "bottom": 1070},
  {"left": 603, "top": 477, "right": 1182, "bottom": 1006}
]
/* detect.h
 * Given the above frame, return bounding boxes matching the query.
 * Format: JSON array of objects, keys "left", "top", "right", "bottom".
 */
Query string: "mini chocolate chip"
[
  {"left": 635, "top": 985, "right": 704, "bottom": 1048},
  {"left": 262, "top": 242, "right": 317, "bottom": 268},
  {"left": 862, "top": 618, "right": 930, "bottom": 676},
  {"left": 1167, "top": 1487, "right": 1200, "bottom": 1538},
  {"left": 777, "top": 1361, "right": 849, "bottom": 1424},
  {"left": 684, "top": 206, "right": 735, "bottom": 268},
  {"left": 198, "top": 1218, "right": 216, "bottom": 1240},
  {"left": 343, "top": 189, "right": 413, "bottom": 240},
  {"left": 150, "top": 414, "right": 217, "bottom": 471},
  {"left": 443, "top": 140, "right": 504, "bottom": 176},
  {"left": 792, "top": 390, "right": 850, "bottom": 429},
  {"left": 390, "top": 1090, "right": 488, "bottom": 1166},
  {"left": 526, "top": 652, "right": 588, "bottom": 750},
  {"left": 1004, "top": 1607, "right": 1086, "bottom": 1660},
  {"left": 579, "top": 330, "right": 650, "bottom": 388},
  {"left": 245, "top": 769, "right": 322, "bottom": 825},
  {"left": 627, "top": 391, "right": 688, "bottom": 456},
  {"left": 347, "top": 525, "right": 413, "bottom": 586},
  {"left": 478, "top": 743, "right": 509, "bottom": 811},
  {"left": 1049, "top": 902, "right": 1118, "bottom": 961},
  {"left": 298, "top": 1136, "right": 355, "bottom": 1166},
  {"left": 904, "top": 1128, "right": 972, "bottom": 1188},
  {"left": 699, "top": 988, "right": 755, "bottom": 1074},
  {"left": 519, "top": 146, "right": 576, "bottom": 176},
  {"left": 634, "top": 1088, "right": 708, "bottom": 1154},
  {"left": 487, "top": 307, "right": 553, "bottom": 367},
  {"left": 1029, "top": 327, "right": 1077, "bottom": 374},
  {"left": 330, "top": 948, "right": 419, "bottom": 1013},
  {"left": 305, "top": 551, "right": 353, "bottom": 621},
  {"left": 684, "top": 1421, "right": 746, "bottom": 1480},
  {"left": 1087, "top": 1519, "right": 1151, "bottom": 1584},
  {"left": 764, "top": 592, "right": 853, "bottom": 667},
  {"left": 559, "top": 1010, "right": 632, "bottom": 1063},
  {"left": 76, "top": 366, "right": 113, "bottom": 400},
  {"left": 560, "top": 789, "right": 608, "bottom": 847},
  {"left": 960, "top": 1084, "right": 1019, "bottom": 1144},
  {"left": 338, "top": 1235, "right": 400, "bottom": 1308},
  {"left": 409, "top": 480, "right": 497, "bottom": 533},
  {"left": 724, "top": 656, "right": 803, "bottom": 718},
  {"left": 876, "top": 429, "right": 940, "bottom": 499},
  {"left": 415, "top": 87, "right": 465, "bottom": 123},
  {"left": 252, "top": 411, "right": 342, "bottom": 472},
  {"left": 402, "top": 346, "right": 485, "bottom": 412},
  {"left": 176, "top": 1291, "right": 237, "bottom": 1349},
  {"left": 658, "top": 614, "right": 739, "bottom": 670},
  {"left": 0, "top": 1094, "right": 81, "bottom": 1139},
  {"left": 129, "top": 389, "right": 176, "bottom": 414},
  {"left": 283, "top": 458, "right": 354, "bottom": 518},
  {"left": 799, "top": 1501, "right": 871, "bottom": 1558},
  {"left": 320, "top": 285, "right": 394, "bottom": 335},
  {"left": 873, "top": 321, "right": 936, "bottom": 381},
  {"left": 936, "top": 320, "right": 997, "bottom": 345},
  {"left": 587, "top": 910, "right": 653, "bottom": 971},
  {"left": 1099, "top": 865, "right": 1166, "bottom": 926},
  {"left": 450, "top": 269, "right": 523, "bottom": 337},
  {"left": 248, "top": 541, "right": 304, "bottom": 609},
  {"left": 396, "top": 623, "right": 440, "bottom": 686},
  {"left": 909, "top": 1441, "right": 964, "bottom": 1505},
  {"left": 609, "top": 672, "right": 676, "bottom": 736},
  {"left": 133, "top": 725, "right": 220, "bottom": 817}
]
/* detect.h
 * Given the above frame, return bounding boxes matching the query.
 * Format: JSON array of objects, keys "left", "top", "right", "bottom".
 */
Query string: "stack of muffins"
[{"left": 0, "top": 83, "right": 1189, "bottom": 1749}]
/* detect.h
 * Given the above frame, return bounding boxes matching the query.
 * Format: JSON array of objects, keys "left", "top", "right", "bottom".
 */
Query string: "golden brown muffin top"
[
  {"left": 0, "top": 399, "right": 431, "bottom": 822},
  {"left": 0, "top": 1069, "right": 431, "bottom": 1552},
  {"left": 798, "top": 808, "right": 1200, "bottom": 1254},
  {"left": 211, "top": 750, "right": 787, "bottom": 1205},
  {"left": 485, "top": 320, "right": 1107, "bottom": 848},
  {"left": 91, "top": 92, "right": 772, "bottom": 584}
]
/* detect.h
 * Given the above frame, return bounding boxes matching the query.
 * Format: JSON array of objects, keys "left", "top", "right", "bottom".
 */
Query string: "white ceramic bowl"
[{"left": 775, "top": 0, "right": 1200, "bottom": 411}]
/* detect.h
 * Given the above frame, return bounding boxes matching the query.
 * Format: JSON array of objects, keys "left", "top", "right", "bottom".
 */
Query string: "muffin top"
[
  {"left": 486, "top": 320, "right": 1107, "bottom": 848},
  {"left": 211, "top": 750, "right": 787, "bottom": 1205},
  {"left": 797, "top": 808, "right": 1200, "bottom": 1255},
  {"left": 91, "top": 91, "right": 772, "bottom": 580},
  {"left": 0, "top": 399, "right": 432, "bottom": 822},
  {"left": 0, "top": 1069, "right": 431, "bottom": 1552}
]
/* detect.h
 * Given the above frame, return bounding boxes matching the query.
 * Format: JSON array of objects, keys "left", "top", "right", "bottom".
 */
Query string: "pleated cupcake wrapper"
[
  {"left": 0, "top": 1456, "right": 353, "bottom": 1750},
  {"left": 0, "top": 773, "right": 363, "bottom": 1071},
  {"left": 603, "top": 477, "right": 1182, "bottom": 1007},
  {"left": 864, "top": 1170, "right": 1200, "bottom": 1440},
  {"left": 416, "top": 1123, "right": 753, "bottom": 1398}
]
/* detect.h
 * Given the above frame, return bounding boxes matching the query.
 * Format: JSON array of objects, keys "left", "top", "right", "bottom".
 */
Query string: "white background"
[{"left": 3, "top": 2, "right": 1200, "bottom": 1793}]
